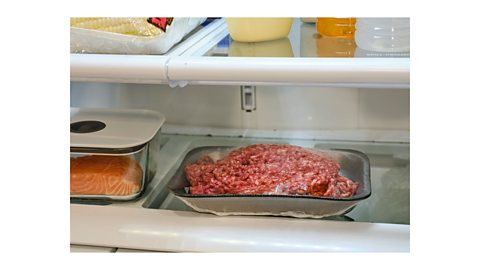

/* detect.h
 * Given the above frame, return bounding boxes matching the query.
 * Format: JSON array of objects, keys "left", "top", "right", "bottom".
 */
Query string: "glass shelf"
[
  {"left": 71, "top": 18, "right": 410, "bottom": 88},
  {"left": 204, "top": 19, "right": 409, "bottom": 59}
]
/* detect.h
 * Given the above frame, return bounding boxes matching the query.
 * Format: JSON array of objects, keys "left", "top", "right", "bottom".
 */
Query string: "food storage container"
[
  {"left": 225, "top": 18, "right": 293, "bottom": 42},
  {"left": 168, "top": 146, "right": 371, "bottom": 218},
  {"left": 70, "top": 17, "right": 206, "bottom": 54},
  {"left": 70, "top": 107, "right": 165, "bottom": 201}
]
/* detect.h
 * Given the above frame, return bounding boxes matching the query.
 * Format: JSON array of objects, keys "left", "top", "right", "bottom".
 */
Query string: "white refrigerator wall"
[{"left": 70, "top": 83, "right": 409, "bottom": 142}]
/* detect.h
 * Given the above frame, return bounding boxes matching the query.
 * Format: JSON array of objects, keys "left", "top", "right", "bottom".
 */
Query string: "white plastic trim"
[
  {"left": 70, "top": 54, "right": 169, "bottom": 83},
  {"left": 167, "top": 57, "right": 409, "bottom": 87},
  {"left": 71, "top": 204, "right": 410, "bottom": 252}
]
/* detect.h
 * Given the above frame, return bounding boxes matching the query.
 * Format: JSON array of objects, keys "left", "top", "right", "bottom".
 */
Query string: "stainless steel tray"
[{"left": 168, "top": 146, "right": 371, "bottom": 218}]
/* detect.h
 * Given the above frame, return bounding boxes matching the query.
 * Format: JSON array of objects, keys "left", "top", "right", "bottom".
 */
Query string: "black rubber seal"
[{"left": 70, "top": 120, "right": 106, "bottom": 133}]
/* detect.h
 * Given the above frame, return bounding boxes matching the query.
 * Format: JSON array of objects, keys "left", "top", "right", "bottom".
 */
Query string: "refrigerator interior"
[{"left": 70, "top": 18, "right": 410, "bottom": 252}]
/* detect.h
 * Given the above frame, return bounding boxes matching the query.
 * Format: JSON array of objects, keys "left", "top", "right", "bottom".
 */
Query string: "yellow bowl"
[{"left": 226, "top": 18, "right": 293, "bottom": 42}]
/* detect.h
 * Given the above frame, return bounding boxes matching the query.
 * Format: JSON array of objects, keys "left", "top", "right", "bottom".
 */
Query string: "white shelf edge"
[
  {"left": 70, "top": 54, "right": 169, "bottom": 83},
  {"left": 172, "top": 80, "right": 410, "bottom": 89},
  {"left": 179, "top": 19, "right": 229, "bottom": 56},
  {"left": 167, "top": 57, "right": 410, "bottom": 87},
  {"left": 70, "top": 19, "right": 226, "bottom": 83},
  {"left": 161, "top": 124, "right": 410, "bottom": 143},
  {"left": 167, "top": 19, "right": 226, "bottom": 57},
  {"left": 71, "top": 204, "right": 410, "bottom": 252}
]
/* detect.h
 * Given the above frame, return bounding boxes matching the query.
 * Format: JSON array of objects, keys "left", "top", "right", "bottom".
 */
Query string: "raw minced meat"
[{"left": 185, "top": 144, "right": 358, "bottom": 198}]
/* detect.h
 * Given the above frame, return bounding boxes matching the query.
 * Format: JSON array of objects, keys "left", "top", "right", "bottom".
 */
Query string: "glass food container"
[{"left": 70, "top": 107, "right": 165, "bottom": 201}]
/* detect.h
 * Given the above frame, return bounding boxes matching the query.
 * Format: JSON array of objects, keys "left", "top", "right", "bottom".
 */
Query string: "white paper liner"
[{"left": 177, "top": 196, "right": 357, "bottom": 219}]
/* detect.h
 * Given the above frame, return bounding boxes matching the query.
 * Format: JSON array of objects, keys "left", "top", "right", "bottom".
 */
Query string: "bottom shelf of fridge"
[{"left": 70, "top": 133, "right": 409, "bottom": 252}]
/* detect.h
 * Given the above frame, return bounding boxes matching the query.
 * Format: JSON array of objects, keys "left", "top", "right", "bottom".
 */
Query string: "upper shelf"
[
  {"left": 70, "top": 18, "right": 410, "bottom": 88},
  {"left": 70, "top": 19, "right": 225, "bottom": 84}
]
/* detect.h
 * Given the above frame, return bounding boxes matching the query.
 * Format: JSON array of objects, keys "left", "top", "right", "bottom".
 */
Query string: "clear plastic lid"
[{"left": 70, "top": 107, "right": 165, "bottom": 152}]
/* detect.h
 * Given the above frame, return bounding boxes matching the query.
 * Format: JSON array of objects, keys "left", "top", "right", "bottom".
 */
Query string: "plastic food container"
[
  {"left": 70, "top": 107, "right": 165, "bottom": 201},
  {"left": 70, "top": 17, "right": 206, "bottom": 54},
  {"left": 226, "top": 18, "right": 293, "bottom": 42},
  {"left": 354, "top": 18, "right": 410, "bottom": 53},
  {"left": 168, "top": 146, "right": 371, "bottom": 218}
]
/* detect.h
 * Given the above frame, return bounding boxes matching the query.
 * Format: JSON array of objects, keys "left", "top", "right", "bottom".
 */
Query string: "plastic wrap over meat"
[
  {"left": 185, "top": 144, "right": 358, "bottom": 198},
  {"left": 70, "top": 17, "right": 206, "bottom": 54}
]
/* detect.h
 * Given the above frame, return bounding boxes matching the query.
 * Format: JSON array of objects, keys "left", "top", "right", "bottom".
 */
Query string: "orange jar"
[{"left": 316, "top": 18, "right": 356, "bottom": 38}]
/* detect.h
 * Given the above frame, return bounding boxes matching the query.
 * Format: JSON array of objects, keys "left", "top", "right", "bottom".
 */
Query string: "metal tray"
[{"left": 167, "top": 146, "right": 371, "bottom": 218}]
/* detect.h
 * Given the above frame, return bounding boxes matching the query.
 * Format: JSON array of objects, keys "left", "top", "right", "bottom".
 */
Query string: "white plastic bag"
[{"left": 70, "top": 17, "right": 206, "bottom": 55}]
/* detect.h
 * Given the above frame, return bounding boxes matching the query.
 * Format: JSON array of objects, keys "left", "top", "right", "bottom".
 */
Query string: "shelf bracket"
[{"left": 241, "top": 86, "right": 256, "bottom": 112}]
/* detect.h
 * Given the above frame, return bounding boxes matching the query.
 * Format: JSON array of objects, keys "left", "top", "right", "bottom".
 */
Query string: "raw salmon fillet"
[{"left": 70, "top": 155, "right": 142, "bottom": 196}]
